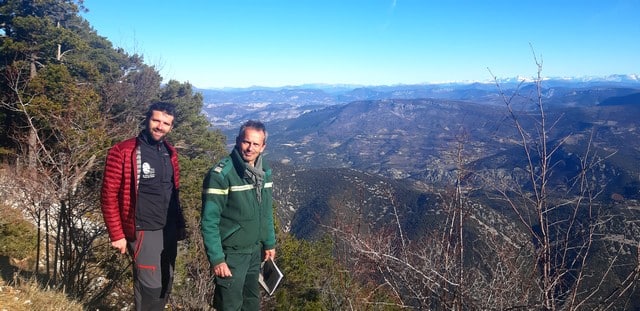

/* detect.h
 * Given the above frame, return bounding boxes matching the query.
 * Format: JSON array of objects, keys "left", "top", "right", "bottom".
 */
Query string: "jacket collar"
[{"left": 138, "top": 130, "right": 163, "bottom": 147}]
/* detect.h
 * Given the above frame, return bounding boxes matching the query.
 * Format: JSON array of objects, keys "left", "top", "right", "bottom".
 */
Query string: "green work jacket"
[{"left": 201, "top": 148, "right": 276, "bottom": 266}]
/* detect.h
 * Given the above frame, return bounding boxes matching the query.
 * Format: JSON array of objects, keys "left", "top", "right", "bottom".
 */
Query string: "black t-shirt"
[{"left": 135, "top": 131, "right": 175, "bottom": 231}]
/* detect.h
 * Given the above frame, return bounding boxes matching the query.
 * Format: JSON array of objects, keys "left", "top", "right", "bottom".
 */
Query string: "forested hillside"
[{"left": 0, "top": 0, "right": 226, "bottom": 309}]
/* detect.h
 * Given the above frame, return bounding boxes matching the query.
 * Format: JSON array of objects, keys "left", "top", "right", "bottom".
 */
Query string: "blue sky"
[{"left": 81, "top": 0, "right": 639, "bottom": 89}]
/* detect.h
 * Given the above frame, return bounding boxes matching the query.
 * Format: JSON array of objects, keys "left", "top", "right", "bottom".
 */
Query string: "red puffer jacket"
[{"left": 100, "top": 136, "right": 183, "bottom": 242}]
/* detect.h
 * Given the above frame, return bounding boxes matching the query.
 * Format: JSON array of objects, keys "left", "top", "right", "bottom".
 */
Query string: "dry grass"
[
  {"left": 1, "top": 186, "right": 83, "bottom": 310},
  {"left": 0, "top": 278, "right": 83, "bottom": 311}
]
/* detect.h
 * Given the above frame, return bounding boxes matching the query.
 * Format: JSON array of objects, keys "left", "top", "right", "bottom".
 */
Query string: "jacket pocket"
[{"left": 221, "top": 223, "right": 242, "bottom": 243}]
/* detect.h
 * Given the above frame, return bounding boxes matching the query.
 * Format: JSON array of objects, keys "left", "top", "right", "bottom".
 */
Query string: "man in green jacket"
[{"left": 201, "top": 120, "right": 276, "bottom": 310}]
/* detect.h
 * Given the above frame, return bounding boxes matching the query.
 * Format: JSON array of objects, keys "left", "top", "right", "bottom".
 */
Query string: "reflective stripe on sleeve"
[
  {"left": 207, "top": 182, "right": 273, "bottom": 195},
  {"left": 230, "top": 184, "right": 254, "bottom": 192},
  {"left": 204, "top": 188, "right": 229, "bottom": 195}
]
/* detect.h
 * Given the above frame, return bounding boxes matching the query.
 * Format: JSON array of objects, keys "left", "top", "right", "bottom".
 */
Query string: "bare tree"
[
  {"left": 330, "top": 135, "right": 536, "bottom": 310},
  {"left": 0, "top": 59, "right": 113, "bottom": 302},
  {"left": 484, "top": 47, "right": 639, "bottom": 310}
]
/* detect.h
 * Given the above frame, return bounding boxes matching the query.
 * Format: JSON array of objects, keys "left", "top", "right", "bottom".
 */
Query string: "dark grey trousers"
[{"left": 128, "top": 224, "right": 177, "bottom": 311}]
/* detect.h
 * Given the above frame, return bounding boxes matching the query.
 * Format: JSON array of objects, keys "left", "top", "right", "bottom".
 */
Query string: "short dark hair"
[
  {"left": 237, "top": 120, "right": 267, "bottom": 143},
  {"left": 145, "top": 102, "right": 177, "bottom": 124}
]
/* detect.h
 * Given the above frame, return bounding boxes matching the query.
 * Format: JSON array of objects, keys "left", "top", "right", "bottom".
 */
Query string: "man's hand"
[
  {"left": 213, "top": 262, "right": 233, "bottom": 277},
  {"left": 111, "top": 238, "right": 127, "bottom": 254},
  {"left": 264, "top": 248, "right": 276, "bottom": 261}
]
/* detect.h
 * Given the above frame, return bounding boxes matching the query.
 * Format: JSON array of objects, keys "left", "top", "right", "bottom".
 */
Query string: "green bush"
[{"left": 0, "top": 204, "right": 37, "bottom": 260}]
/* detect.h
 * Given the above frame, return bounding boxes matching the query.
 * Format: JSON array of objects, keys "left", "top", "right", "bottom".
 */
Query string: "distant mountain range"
[
  {"left": 198, "top": 74, "right": 640, "bottom": 92},
  {"left": 198, "top": 74, "right": 640, "bottom": 130}
]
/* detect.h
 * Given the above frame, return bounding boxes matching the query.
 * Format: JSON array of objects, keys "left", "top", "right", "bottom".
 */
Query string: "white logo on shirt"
[{"left": 142, "top": 162, "right": 155, "bottom": 178}]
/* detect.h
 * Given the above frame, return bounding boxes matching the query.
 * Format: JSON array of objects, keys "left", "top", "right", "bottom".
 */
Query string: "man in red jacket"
[{"left": 101, "top": 102, "right": 186, "bottom": 311}]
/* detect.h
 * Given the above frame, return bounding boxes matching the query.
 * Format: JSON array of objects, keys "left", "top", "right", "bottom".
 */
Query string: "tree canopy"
[{"left": 0, "top": 0, "right": 229, "bottom": 308}]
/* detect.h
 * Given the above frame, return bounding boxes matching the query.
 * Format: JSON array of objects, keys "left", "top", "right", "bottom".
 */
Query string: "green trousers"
[{"left": 213, "top": 247, "right": 262, "bottom": 311}]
